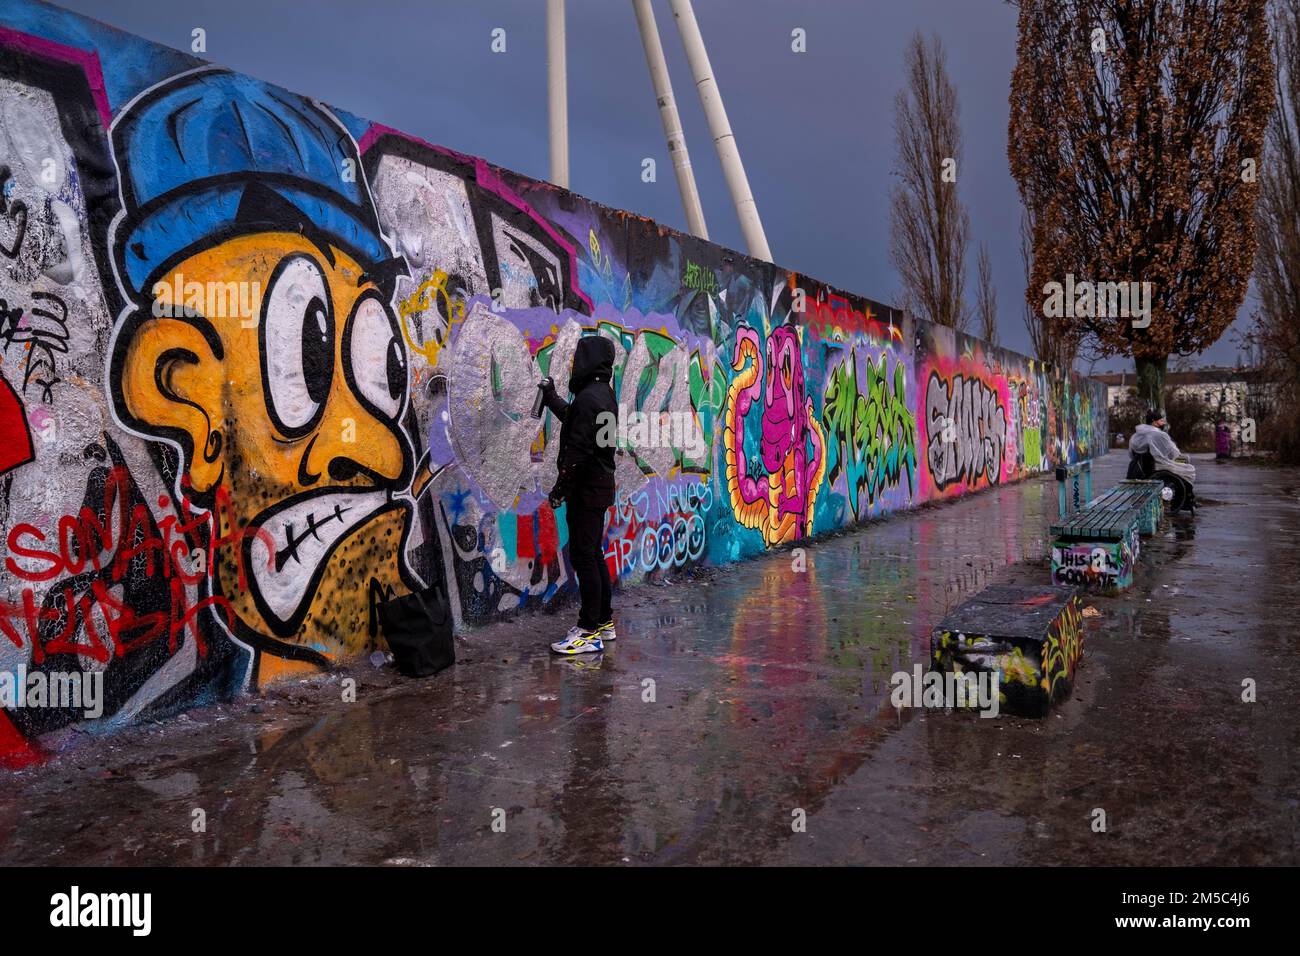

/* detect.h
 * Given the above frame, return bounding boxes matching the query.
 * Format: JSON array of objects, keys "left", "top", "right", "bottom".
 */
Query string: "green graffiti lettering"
[{"left": 822, "top": 352, "right": 917, "bottom": 517}]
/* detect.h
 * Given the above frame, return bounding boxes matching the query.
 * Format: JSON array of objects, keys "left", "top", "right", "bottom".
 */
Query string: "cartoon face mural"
[
  {"left": 105, "top": 70, "right": 418, "bottom": 678},
  {"left": 0, "top": 0, "right": 1108, "bottom": 758}
]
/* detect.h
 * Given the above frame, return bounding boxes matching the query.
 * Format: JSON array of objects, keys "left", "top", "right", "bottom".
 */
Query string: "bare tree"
[
  {"left": 1019, "top": 207, "right": 1079, "bottom": 370},
  {"left": 975, "top": 242, "right": 998, "bottom": 345},
  {"left": 1248, "top": 0, "right": 1300, "bottom": 460},
  {"left": 1009, "top": 0, "right": 1274, "bottom": 407},
  {"left": 890, "top": 31, "right": 971, "bottom": 330}
]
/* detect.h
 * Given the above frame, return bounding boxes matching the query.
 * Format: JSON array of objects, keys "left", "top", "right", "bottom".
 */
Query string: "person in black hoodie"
[{"left": 539, "top": 335, "right": 619, "bottom": 654}]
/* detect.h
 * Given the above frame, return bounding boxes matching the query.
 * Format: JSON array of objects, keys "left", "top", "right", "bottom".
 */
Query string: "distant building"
[{"left": 1095, "top": 366, "right": 1271, "bottom": 425}]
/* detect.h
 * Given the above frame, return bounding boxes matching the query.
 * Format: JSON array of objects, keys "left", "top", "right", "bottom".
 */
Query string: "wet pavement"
[{"left": 2, "top": 452, "right": 1297, "bottom": 866}]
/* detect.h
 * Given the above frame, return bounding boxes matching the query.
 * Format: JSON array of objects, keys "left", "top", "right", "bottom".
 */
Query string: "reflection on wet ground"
[{"left": 2, "top": 453, "right": 1297, "bottom": 865}]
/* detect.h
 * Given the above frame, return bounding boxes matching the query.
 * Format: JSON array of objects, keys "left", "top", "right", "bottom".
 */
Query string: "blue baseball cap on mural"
[{"left": 111, "top": 68, "right": 392, "bottom": 295}]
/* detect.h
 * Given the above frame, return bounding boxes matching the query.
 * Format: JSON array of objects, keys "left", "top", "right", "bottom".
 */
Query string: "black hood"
[{"left": 570, "top": 335, "right": 615, "bottom": 393}]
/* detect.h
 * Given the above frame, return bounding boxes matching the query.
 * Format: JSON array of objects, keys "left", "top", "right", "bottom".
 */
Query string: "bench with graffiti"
[
  {"left": 1049, "top": 474, "right": 1166, "bottom": 591},
  {"left": 930, "top": 584, "right": 1084, "bottom": 717}
]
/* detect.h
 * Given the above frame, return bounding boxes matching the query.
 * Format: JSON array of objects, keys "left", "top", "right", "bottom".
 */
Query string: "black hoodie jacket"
[{"left": 543, "top": 335, "right": 618, "bottom": 509}]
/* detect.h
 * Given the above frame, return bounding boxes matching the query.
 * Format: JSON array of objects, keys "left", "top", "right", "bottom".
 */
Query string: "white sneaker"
[
  {"left": 550, "top": 626, "right": 604, "bottom": 655},
  {"left": 595, "top": 620, "right": 617, "bottom": 641}
]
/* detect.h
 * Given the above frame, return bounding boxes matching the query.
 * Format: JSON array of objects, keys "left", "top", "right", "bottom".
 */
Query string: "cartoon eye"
[
  {"left": 346, "top": 294, "right": 404, "bottom": 419},
  {"left": 261, "top": 255, "right": 333, "bottom": 436}
]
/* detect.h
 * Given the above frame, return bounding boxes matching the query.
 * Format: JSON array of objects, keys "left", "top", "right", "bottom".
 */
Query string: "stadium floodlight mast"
[
  {"left": 547, "top": 0, "right": 569, "bottom": 188},
  {"left": 667, "top": 0, "right": 771, "bottom": 261},
  {"left": 632, "top": 0, "right": 709, "bottom": 240},
  {"left": 545, "top": 0, "right": 770, "bottom": 259}
]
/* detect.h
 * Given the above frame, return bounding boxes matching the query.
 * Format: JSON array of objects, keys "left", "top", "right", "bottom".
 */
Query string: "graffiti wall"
[{"left": 0, "top": 0, "right": 1107, "bottom": 751}]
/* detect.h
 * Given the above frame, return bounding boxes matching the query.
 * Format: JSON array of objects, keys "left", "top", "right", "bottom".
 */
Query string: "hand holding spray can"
[{"left": 532, "top": 377, "right": 553, "bottom": 419}]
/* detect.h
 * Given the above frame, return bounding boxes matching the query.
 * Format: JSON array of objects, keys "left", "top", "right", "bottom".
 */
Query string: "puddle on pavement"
[{"left": 5, "top": 455, "right": 1300, "bottom": 865}]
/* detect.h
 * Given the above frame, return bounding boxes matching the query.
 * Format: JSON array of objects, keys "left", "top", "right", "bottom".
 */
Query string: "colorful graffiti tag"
[
  {"left": 725, "top": 323, "right": 825, "bottom": 548},
  {"left": 821, "top": 347, "right": 917, "bottom": 519},
  {"left": 0, "top": 0, "right": 1107, "bottom": 755}
]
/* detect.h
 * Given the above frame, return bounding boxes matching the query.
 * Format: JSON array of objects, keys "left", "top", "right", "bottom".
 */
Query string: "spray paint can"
[{"left": 532, "top": 377, "right": 553, "bottom": 418}]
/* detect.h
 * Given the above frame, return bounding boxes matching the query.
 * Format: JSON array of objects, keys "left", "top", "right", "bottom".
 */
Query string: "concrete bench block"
[
  {"left": 931, "top": 584, "right": 1084, "bottom": 717},
  {"left": 1051, "top": 524, "right": 1139, "bottom": 591}
]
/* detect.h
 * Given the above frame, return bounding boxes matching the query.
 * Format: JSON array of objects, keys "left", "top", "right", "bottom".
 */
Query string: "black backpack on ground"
[{"left": 377, "top": 582, "right": 455, "bottom": 678}]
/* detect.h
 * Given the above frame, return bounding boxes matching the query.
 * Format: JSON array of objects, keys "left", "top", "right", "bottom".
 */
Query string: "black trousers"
[{"left": 565, "top": 502, "right": 612, "bottom": 630}]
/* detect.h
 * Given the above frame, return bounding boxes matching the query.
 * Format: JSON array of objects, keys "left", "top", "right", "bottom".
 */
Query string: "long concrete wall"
[{"left": 0, "top": 0, "right": 1107, "bottom": 753}]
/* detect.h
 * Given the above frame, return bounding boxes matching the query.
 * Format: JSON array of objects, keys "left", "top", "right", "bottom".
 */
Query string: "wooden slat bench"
[
  {"left": 930, "top": 584, "right": 1084, "bottom": 717},
  {"left": 1049, "top": 479, "right": 1164, "bottom": 591},
  {"left": 1114, "top": 478, "right": 1166, "bottom": 534}
]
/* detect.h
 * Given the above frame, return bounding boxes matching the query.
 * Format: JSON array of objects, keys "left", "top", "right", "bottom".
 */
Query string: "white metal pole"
[
  {"left": 547, "top": 0, "right": 569, "bottom": 188},
  {"left": 632, "top": 0, "right": 708, "bottom": 239},
  {"left": 668, "top": 0, "right": 771, "bottom": 261}
]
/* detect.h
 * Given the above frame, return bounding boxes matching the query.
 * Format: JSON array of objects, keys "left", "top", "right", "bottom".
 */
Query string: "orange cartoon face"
[{"left": 116, "top": 231, "right": 415, "bottom": 668}]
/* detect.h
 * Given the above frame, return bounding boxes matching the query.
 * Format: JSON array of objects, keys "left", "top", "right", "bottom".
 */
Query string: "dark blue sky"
[{"left": 54, "top": 0, "right": 1250, "bottom": 372}]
